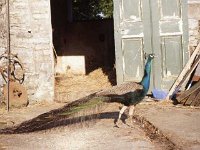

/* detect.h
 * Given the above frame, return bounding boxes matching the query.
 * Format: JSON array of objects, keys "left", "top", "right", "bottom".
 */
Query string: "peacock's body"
[
  {"left": 97, "top": 53, "right": 154, "bottom": 102},
  {"left": 96, "top": 53, "right": 155, "bottom": 125}
]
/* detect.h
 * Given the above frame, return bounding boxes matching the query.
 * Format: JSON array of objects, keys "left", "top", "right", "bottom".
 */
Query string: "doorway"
[
  {"left": 50, "top": 0, "right": 115, "bottom": 76},
  {"left": 50, "top": 0, "right": 116, "bottom": 102}
]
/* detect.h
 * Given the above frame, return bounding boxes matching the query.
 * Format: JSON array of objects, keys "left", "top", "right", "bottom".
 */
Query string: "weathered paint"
[
  {"left": 114, "top": 0, "right": 188, "bottom": 91},
  {"left": 114, "top": 0, "right": 153, "bottom": 90},
  {"left": 151, "top": 0, "right": 188, "bottom": 90}
]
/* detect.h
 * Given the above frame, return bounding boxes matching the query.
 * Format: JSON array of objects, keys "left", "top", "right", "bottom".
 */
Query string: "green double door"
[{"left": 114, "top": 0, "right": 188, "bottom": 91}]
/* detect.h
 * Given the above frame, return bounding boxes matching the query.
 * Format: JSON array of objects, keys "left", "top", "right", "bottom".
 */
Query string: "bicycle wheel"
[{"left": 12, "top": 60, "right": 25, "bottom": 84}]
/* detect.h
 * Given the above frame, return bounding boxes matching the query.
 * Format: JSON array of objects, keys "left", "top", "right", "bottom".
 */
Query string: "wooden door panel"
[
  {"left": 151, "top": 0, "right": 188, "bottom": 90},
  {"left": 121, "top": 22, "right": 144, "bottom": 37},
  {"left": 160, "top": 21, "right": 182, "bottom": 34},
  {"left": 121, "top": 0, "right": 142, "bottom": 21},
  {"left": 160, "top": 0, "right": 181, "bottom": 18},
  {"left": 122, "top": 38, "right": 144, "bottom": 81},
  {"left": 161, "top": 36, "right": 183, "bottom": 77},
  {"left": 114, "top": 0, "right": 152, "bottom": 84}
]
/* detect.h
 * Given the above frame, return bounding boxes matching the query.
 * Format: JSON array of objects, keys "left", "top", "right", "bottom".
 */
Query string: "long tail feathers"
[
  {"left": 0, "top": 92, "right": 107, "bottom": 134},
  {"left": 0, "top": 91, "right": 126, "bottom": 134}
]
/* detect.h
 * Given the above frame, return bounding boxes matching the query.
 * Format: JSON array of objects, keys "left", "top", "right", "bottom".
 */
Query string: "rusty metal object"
[
  {"left": 3, "top": 81, "right": 28, "bottom": 107},
  {"left": 0, "top": 51, "right": 26, "bottom": 109},
  {"left": 0, "top": 52, "right": 25, "bottom": 84}
]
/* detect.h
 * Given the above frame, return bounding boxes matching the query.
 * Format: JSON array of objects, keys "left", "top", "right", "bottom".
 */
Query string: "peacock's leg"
[
  {"left": 128, "top": 105, "right": 135, "bottom": 124},
  {"left": 115, "top": 106, "right": 128, "bottom": 126}
]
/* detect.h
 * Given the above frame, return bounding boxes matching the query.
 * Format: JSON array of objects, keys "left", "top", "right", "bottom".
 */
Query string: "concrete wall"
[
  {"left": 188, "top": 0, "right": 200, "bottom": 53},
  {"left": 0, "top": 0, "right": 54, "bottom": 103}
]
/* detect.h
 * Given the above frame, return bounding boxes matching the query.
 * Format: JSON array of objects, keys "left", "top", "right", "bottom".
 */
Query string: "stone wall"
[
  {"left": 0, "top": 0, "right": 7, "bottom": 98},
  {"left": 188, "top": 0, "right": 200, "bottom": 53},
  {"left": 0, "top": 0, "right": 6, "bottom": 52},
  {"left": 0, "top": 0, "right": 54, "bottom": 102}
]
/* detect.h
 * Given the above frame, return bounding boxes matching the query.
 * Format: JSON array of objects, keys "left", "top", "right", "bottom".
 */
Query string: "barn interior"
[{"left": 50, "top": 0, "right": 116, "bottom": 102}]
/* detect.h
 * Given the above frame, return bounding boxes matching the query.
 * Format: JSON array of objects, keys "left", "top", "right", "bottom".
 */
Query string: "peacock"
[
  {"left": 0, "top": 53, "right": 155, "bottom": 134},
  {"left": 96, "top": 53, "right": 155, "bottom": 126}
]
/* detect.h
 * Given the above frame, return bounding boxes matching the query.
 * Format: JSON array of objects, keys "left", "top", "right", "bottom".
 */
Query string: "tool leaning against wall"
[{"left": 0, "top": 51, "right": 28, "bottom": 108}]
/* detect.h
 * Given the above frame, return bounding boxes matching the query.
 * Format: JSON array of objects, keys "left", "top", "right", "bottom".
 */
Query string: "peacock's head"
[
  {"left": 148, "top": 53, "right": 156, "bottom": 60},
  {"left": 144, "top": 53, "right": 156, "bottom": 60}
]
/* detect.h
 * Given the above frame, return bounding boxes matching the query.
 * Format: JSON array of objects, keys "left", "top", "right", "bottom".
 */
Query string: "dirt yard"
[
  {"left": 0, "top": 68, "right": 157, "bottom": 150},
  {"left": 0, "top": 103, "right": 165, "bottom": 150}
]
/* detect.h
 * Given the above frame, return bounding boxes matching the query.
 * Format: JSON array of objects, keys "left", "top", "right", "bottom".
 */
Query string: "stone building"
[
  {"left": 0, "top": 0, "right": 54, "bottom": 102},
  {"left": 188, "top": 0, "right": 200, "bottom": 52},
  {"left": 0, "top": 0, "right": 199, "bottom": 103}
]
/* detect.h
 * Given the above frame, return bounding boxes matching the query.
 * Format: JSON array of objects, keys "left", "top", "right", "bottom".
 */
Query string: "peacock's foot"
[
  {"left": 125, "top": 117, "right": 135, "bottom": 128},
  {"left": 114, "top": 119, "right": 123, "bottom": 128}
]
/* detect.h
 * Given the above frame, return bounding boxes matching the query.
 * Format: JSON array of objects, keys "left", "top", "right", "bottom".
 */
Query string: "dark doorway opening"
[{"left": 50, "top": 0, "right": 116, "bottom": 85}]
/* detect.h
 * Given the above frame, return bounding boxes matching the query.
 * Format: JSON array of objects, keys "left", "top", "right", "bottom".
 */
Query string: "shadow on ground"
[{"left": 0, "top": 94, "right": 127, "bottom": 134}]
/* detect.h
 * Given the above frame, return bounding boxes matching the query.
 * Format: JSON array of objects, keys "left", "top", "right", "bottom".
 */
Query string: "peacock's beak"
[
  {"left": 154, "top": 55, "right": 158, "bottom": 58},
  {"left": 152, "top": 53, "right": 158, "bottom": 58}
]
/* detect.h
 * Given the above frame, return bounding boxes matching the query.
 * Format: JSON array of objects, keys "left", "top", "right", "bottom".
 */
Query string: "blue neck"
[{"left": 140, "top": 57, "right": 152, "bottom": 94}]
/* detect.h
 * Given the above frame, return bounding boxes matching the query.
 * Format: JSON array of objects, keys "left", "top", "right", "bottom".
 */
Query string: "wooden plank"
[
  {"left": 179, "top": 96, "right": 189, "bottom": 104},
  {"left": 191, "top": 89, "right": 200, "bottom": 106},
  {"left": 194, "top": 94, "right": 200, "bottom": 106},
  {"left": 177, "top": 55, "right": 200, "bottom": 89},
  {"left": 176, "top": 81, "right": 200, "bottom": 102},
  {"left": 184, "top": 89, "right": 199, "bottom": 105},
  {"left": 191, "top": 62, "right": 200, "bottom": 82},
  {"left": 166, "top": 43, "right": 200, "bottom": 99}
]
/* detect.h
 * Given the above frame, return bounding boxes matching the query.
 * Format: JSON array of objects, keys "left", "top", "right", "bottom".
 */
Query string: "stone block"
[
  {"left": 188, "top": 19, "right": 199, "bottom": 30},
  {"left": 188, "top": 3, "right": 200, "bottom": 19},
  {"left": 56, "top": 56, "right": 86, "bottom": 75}
]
